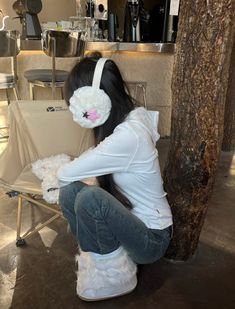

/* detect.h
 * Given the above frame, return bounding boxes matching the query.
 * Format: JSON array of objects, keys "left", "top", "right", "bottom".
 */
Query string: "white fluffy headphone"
[{"left": 69, "top": 58, "right": 112, "bottom": 128}]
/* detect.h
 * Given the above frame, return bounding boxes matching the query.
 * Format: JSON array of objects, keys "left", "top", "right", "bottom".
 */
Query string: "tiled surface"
[{"left": 0, "top": 136, "right": 235, "bottom": 308}]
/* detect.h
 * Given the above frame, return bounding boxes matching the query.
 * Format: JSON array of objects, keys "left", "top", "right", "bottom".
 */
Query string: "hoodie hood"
[{"left": 127, "top": 107, "right": 160, "bottom": 143}]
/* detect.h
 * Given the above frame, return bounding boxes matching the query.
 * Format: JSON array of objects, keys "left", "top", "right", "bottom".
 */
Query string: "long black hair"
[{"left": 64, "top": 52, "right": 135, "bottom": 210}]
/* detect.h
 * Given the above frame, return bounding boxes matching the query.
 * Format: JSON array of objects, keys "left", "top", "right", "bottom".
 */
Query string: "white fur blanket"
[{"left": 32, "top": 154, "right": 71, "bottom": 204}]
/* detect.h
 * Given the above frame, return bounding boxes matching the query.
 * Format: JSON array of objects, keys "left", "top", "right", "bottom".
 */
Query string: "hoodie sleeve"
[{"left": 57, "top": 124, "right": 138, "bottom": 187}]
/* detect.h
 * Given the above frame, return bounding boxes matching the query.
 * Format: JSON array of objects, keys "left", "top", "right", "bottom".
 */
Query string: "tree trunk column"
[
  {"left": 222, "top": 33, "right": 235, "bottom": 151},
  {"left": 163, "top": 0, "right": 235, "bottom": 261}
]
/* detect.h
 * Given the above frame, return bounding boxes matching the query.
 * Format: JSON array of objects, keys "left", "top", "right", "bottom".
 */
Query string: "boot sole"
[{"left": 77, "top": 285, "right": 137, "bottom": 302}]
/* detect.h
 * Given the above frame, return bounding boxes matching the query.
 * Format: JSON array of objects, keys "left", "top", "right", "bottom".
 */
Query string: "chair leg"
[
  {"left": 16, "top": 195, "right": 23, "bottom": 242},
  {"left": 6, "top": 89, "right": 10, "bottom": 105},
  {"left": 142, "top": 85, "right": 147, "bottom": 109},
  {"left": 52, "top": 85, "right": 56, "bottom": 100},
  {"left": 13, "top": 85, "right": 20, "bottom": 101},
  {"left": 29, "top": 83, "right": 34, "bottom": 100},
  {"left": 60, "top": 87, "right": 64, "bottom": 99}
]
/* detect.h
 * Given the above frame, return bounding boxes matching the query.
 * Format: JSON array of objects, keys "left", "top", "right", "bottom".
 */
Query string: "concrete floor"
[{"left": 0, "top": 128, "right": 235, "bottom": 308}]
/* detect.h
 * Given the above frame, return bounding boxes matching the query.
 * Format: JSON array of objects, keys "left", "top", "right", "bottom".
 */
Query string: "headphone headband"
[{"left": 92, "top": 58, "right": 108, "bottom": 89}]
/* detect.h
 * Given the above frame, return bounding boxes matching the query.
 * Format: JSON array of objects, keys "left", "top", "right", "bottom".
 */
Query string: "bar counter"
[
  {"left": 0, "top": 40, "right": 175, "bottom": 136},
  {"left": 20, "top": 39, "right": 175, "bottom": 54}
]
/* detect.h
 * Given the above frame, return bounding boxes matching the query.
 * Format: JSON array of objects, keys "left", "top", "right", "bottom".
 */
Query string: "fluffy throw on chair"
[{"left": 32, "top": 154, "right": 71, "bottom": 204}]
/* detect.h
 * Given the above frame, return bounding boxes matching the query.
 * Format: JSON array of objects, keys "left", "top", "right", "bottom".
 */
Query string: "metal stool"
[
  {"left": 0, "top": 30, "right": 20, "bottom": 104},
  {"left": 24, "top": 30, "right": 85, "bottom": 100},
  {"left": 0, "top": 31, "right": 20, "bottom": 140}
]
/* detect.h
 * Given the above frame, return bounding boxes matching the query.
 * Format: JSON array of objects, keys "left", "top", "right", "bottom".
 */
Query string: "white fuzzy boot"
[{"left": 75, "top": 247, "right": 137, "bottom": 301}]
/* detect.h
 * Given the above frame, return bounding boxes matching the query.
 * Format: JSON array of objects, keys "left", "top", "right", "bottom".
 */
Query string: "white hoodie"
[{"left": 57, "top": 107, "right": 173, "bottom": 229}]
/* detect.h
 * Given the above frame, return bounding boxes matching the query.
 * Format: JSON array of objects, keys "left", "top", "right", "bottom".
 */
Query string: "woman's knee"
[
  {"left": 74, "top": 185, "right": 105, "bottom": 214},
  {"left": 59, "top": 181, "right": 87, "bottom": 209}
]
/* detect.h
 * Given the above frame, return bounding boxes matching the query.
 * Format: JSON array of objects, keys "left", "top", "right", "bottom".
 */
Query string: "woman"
[{"left": 57, "top": 53, "right": 173, "bottom": 301}]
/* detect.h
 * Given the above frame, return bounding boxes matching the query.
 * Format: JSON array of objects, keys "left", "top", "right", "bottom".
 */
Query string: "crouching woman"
[{"left": 57, "top": 54, "right": 173, "bottom": 301}]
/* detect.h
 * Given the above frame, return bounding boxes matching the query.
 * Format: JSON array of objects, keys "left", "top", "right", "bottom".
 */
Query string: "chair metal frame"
[
  {"left": 0, "top": 126, "right": 8, "bottom": 139},
  {"left": 27, "top": 30, "right": 85, "bottom": 100},
  {"left": 126, "top": 81, "right": 147, "bottom": 108},
  {"left": 15, "top": 192, "right": 63, "bottom": 246}
]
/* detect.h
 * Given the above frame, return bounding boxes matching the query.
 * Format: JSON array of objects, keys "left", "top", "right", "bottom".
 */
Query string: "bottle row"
[{"left": 8, "top": 0, "right": 180, "bottom": 43}]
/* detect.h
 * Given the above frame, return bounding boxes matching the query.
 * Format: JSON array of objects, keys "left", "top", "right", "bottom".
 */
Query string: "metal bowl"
[{"left": 42, "top": 30, "right": 85, "bottom": 58}]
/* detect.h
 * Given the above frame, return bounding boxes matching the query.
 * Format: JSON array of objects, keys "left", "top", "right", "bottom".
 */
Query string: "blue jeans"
[{"left": 59, "top": 181, "right": 171, "bottom": 264}]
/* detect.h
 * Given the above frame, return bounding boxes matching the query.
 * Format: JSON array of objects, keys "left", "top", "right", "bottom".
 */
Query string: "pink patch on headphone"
[{"left": 87, "top": 108, "right": 101, "bottom": 123}]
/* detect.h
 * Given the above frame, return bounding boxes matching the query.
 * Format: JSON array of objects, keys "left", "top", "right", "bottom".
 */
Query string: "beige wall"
[
  {"left": 0, "top": 50, "right": 174, "bottom": 136},
  {"left": 110, "top": 52, "right": 174, "bottom": 137},
  {"left": 0, "top": 0, "right": 76, "bottom": 32}
]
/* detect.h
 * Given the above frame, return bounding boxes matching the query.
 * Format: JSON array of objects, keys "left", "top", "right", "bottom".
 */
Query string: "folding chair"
[{"left": 0, "top": 100, "right": 94, "bottom": 246}]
